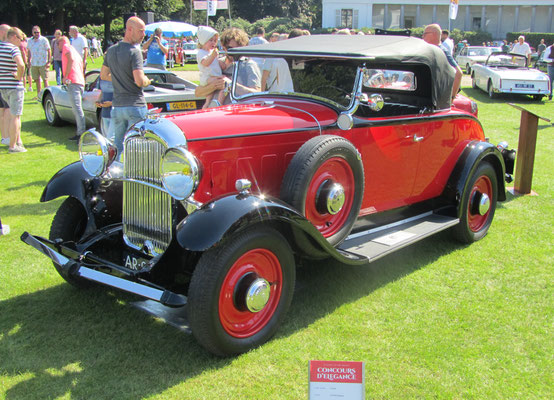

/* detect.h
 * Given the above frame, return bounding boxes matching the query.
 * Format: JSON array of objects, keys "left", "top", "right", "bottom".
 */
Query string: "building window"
[
  {"left": 335, "top": 9, "right": 358, "bottom": 28},
  {"left": 472, "top": 17, "right": 482, "bottom": 30},
  {"left": 342, "top": 9, "right": 353, "bottom": 28},
  {"left": 404, "top": 17, "right": 414, "bottom": 29}
]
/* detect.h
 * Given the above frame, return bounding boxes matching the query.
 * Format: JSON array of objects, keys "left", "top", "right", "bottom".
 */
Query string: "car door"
[
  {"left": 349, "top": 122, "right": 420, "bottom": 214},
  {"left": 457, "top": 48, "right": 468, "bottom": 71},
  {"left": 81, "top": 71, "right": 102, "bottom": 127}
]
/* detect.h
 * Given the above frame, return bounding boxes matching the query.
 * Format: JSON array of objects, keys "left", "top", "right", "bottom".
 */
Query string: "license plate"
[
  {"left": 167, "top": 101, "right": 196, "bottom": 111},
  {"left": 515, "top": 83, "right": 534, "bottom": 88},
  {"left": 123, "top": 252, "right": 151, "bottom": 271}
]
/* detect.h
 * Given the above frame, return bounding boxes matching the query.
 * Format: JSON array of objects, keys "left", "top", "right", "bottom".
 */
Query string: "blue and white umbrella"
[{"left": 145, "top": 21, "right": 198, "bottom": 38}]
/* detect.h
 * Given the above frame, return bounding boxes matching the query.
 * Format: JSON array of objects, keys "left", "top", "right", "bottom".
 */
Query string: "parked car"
[
  {"left": 23, "top": 35, "right": 515, "bottom": 356},
  {"left": 471, "top": 52, "right": 551, "bottom": 100},
  {"left": 39, "top": 68, "right": 205, "bottom": 133},
  {"left": 456, "top": 46, "right": 498, "bottom": 74},
  {"left": 181, "top": 42, "right": 199, "bottom": 63},
  {"left": 535, "top": 51, "right": 550, "bottom": 73}
]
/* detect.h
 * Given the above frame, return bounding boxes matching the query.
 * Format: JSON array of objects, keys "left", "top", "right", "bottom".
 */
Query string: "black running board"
[{"left": 338, "top": 213, "right": 459, "bottom": 263}]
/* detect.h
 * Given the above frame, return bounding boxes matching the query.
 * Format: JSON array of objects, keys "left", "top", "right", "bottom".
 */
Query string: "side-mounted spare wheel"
[
  {"left": 452, "top": 161, "right": 498, "bottom": 243},
  {"left": 187, "top": 226, "right": 295, "bottom": 356},
  {"left": 280, "top": 135, "right": 364, "bottom": 246}
]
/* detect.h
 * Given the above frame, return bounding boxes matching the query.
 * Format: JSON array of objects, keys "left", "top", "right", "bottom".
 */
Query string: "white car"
[
  {"left": 182, "top": 42, "right": 199, "bottom": 63},
  {"left": 456, "top": 46, "right": 498, "bottom": 74},
  {"left": 471, "top": 52, "right": 551, "bottom": 100}
]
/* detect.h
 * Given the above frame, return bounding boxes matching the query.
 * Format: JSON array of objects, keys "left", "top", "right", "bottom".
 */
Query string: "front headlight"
[
  {"left": 161, "top": 147, "right": 200, "bottom": 200},
  {"left": 79, "top": 129, "right": 117, "bottom": 176}
]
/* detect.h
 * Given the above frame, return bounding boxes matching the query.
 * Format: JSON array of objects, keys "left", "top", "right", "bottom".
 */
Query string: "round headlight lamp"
[
  {"left": 79, "top": 129, "right": 117, "bottom": 176},
  {"left": 161, "top": 147, "right": 200, "bottom": 200}
]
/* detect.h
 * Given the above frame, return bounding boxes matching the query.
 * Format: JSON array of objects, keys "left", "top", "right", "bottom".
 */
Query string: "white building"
[{"left": 322, "top": 0, "right": 554, "bottom": 39}]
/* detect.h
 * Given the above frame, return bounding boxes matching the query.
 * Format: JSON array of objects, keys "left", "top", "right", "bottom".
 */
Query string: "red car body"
[{"left": 23, "top": 35, "right": 514, "bottom": 357}]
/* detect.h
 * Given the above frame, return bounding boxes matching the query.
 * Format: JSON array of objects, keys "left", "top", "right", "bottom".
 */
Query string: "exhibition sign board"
[
  {"left": 309, "top": 360, "right": 365, "bottom": 399},
  {"left": 193, "top": 0, "right": 228, "bottom": 10}
]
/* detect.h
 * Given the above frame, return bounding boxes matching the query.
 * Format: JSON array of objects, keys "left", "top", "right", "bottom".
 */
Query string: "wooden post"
[{"left": 508, "top": 104, "right": 551, "bottom": 195}]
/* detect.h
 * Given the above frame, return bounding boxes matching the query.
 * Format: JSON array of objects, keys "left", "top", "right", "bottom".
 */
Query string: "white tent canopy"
[{"left": 145, "top": 21, "right": 198, "bottom": 38}]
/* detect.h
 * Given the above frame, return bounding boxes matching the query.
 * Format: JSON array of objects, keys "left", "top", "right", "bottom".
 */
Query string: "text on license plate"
[
  {"left": 515, "top": 83, "right": 534, "bottom": 88},
  {"left": 167, "top": 101, "right": 196, "bottom": 111},
  {"left": 123, "top": 252, "right": 151, "bottom": 271}
]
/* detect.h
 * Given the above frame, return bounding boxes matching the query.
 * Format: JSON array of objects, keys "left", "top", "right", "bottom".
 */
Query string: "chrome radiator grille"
[{"left": 123, "top": 136, "right": 172, "bottom": 255}]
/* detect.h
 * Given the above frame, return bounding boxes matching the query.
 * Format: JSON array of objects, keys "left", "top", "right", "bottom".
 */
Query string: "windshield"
[
  {"left": 468, "top": 47, "right": 492, "bottom": 57},
  {"left": 487, "top": 54, "right": 527, "bottom": 68},
  {"left": 232, "top": 57, "right": 358, "bottom": 109}
]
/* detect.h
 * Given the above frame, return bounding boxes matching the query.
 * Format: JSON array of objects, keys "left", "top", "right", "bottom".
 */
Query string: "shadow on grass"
[
  {"left": 0, "top": 200, "right": 59, "bottom": 217},
  {"left": 21, "top": 117, "right": 80, "bottom": 148},
  {"left": 0, "top": 285, "right": 229, "bottom": 399},
  {"left": 283, "top": 231, "right": 460, "bottom": 339},
  {"left": 0, "top": 230, "right": 465, "bottom": 398},
  {"left": 5, "top": 181, "right": 49, "bottom": 192}
]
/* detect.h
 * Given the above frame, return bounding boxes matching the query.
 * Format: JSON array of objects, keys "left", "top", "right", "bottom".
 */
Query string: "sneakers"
[
  {"left": 1, "top": 138, "right": 9, "bottom": 146},
  {"left": 69, "top": 135, "right": 81, "bottom": 141},
  {"left": 8, "top": 145, "right": 27, "bottom": 153}
]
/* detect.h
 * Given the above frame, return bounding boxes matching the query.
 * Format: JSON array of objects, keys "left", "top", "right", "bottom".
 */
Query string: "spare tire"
[{"left": 280, "top": 135, "right": 364, "bottom": 246}]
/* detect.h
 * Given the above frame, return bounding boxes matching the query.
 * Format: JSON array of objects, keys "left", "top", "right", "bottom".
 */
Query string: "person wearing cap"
[{"left": 196, "top": 25, "right": 229, "bottom": 108}]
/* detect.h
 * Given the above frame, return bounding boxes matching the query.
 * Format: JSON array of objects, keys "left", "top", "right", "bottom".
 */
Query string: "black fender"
[
  {"left": 41, "top": 161, "right": 93, "bottom": 205},
  {"left": 443, "top": 141, "right": 507, "bottom": 217},
  {"left": 41, "top": 161, "right": 123, "bottom": 232},
  {"left": 176, "top": 193, "right": 367, "bottom": 265}
]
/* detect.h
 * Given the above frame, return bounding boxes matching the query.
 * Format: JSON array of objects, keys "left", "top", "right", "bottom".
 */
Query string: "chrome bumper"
[{"left": 20, "top": 232, "right": 187, "bottom": 307}]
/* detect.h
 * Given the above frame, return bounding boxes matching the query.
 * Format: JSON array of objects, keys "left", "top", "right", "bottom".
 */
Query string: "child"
[{"left": 196, "top": 26, "right": 229, "bottom": 108}]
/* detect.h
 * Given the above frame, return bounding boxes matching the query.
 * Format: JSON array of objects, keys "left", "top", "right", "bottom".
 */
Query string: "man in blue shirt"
[{"left": 142, "top": 28, "right": 168, "bottom": 70}]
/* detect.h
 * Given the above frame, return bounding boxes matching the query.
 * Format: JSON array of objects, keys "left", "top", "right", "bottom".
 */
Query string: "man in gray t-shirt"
[{"left": 100, "top": 16, "right": 151, "bottom": 157}]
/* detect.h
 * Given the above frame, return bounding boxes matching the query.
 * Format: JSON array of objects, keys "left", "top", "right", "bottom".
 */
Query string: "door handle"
[{"left": 413, "top": 134, "right": 424, "bottom": 142}]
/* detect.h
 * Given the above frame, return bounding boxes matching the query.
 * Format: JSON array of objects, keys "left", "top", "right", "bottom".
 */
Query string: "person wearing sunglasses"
[{"left": 27, "top": 25, "right": 51, "bottom": 96}]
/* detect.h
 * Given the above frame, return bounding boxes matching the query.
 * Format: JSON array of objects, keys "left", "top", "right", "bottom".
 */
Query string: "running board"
[{"left": 338, "top": 213, "right": 459, "bottom": 263}]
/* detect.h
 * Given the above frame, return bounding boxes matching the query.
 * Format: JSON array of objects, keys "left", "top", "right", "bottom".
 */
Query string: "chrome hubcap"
[
  {"left": 245, "top": 278, "right": 271, "bottom": 313},
  {"left": 317, "top": 181, "right": 345, "bottom": 215},
  {"left": 478, "top": 193, "right": 490, "bottom": 215}
]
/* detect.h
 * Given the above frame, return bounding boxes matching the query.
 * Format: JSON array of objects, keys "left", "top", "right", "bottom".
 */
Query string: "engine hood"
[{"left": 164, "top": 99, "right": 338, "bottom": 141}]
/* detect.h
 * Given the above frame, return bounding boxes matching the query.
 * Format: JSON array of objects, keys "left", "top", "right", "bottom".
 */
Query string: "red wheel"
[
  {"left": 453, "top": 162, "right": 498, "bottom": 243},
  {"left": 304, "top": 157, "right": 355, "bottom": 238},
  {"left": 467, "top": 175, "right": 493, "bottom": 232},
  {"left": 219, "top": 248, "right": 283, "bottom": 338},
  {"left": 281, "top": 135, "right": 364, "bottom": 246},
  {"left": 188, "top": 227, "right": 295, "bottom": 356}
]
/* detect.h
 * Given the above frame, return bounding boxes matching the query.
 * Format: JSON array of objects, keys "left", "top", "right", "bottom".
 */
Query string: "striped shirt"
[{"left": 0, "top": 41, "right": 23, "bottom": 89}]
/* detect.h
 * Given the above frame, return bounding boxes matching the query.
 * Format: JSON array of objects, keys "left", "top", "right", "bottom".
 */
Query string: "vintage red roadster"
[{"left": 22, "top": 35, "right": 514, "bottom": 356}]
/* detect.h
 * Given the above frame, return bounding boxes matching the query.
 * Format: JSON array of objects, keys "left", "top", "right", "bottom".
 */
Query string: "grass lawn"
[{"left": 0, "top": 67, "right": 552, "bottom": 399}]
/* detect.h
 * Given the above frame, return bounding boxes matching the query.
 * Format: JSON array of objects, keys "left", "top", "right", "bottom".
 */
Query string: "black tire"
[
  {"left": 280, "top": 135, "right": 364, "bottom": 246},
  {"left": 532, "top": 95, "right": 543, "bottom": 101},
  {"left": 452, "top": 162, "right": 498, "bottom": 243},
  {"left": 49, "top": 197, "right": 92, "bottom": 288},
  {"left": 43, "top": 93, "right": 64, "bottom": 126},
  {"left": 188, "top": 227, "right": 295, "bottom": 356},
  {"left": 487, "top": 81, "right": 496, "bottom": 99}
]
